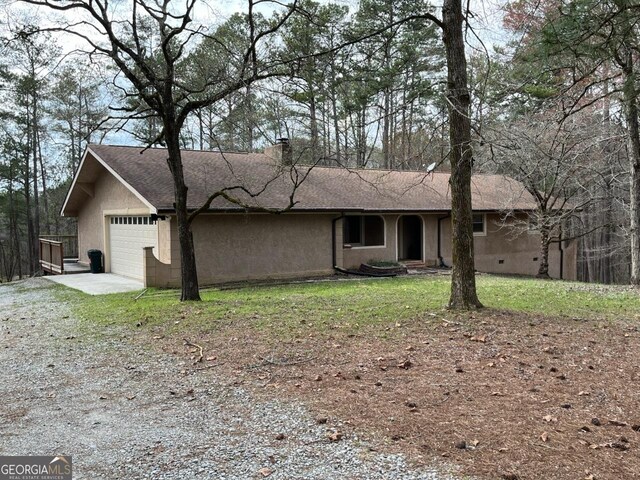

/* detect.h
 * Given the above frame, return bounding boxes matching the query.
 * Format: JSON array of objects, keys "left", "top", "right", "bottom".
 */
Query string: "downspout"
[
  {"left": 437, "top": 214, "right": 451, "bottom": 268},
  {"left": 558, "top": 227, "right": 564, "bottom": 280},
  {"left": 332, "top": 213, "right": 345, "bottom": 270}
]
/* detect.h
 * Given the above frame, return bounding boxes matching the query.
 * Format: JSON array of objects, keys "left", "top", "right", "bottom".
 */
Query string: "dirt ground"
[{"left": 157, "top": 308, "right": 640, "bottom": 480}]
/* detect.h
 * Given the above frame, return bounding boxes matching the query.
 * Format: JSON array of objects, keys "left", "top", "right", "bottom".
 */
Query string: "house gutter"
[
  {"left": 437, "top": 214, "right": 451, "bottom": 268},
  {"left": 155, "top": 207, "right": 464, "bottom": 215}
]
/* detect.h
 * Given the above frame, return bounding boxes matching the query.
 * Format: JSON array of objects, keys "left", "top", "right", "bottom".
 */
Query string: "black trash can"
[{"left": 87, "top": 249, "right": 103, "bottom": 274}]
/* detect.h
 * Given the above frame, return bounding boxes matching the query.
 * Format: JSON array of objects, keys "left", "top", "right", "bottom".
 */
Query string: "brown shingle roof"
[{"left": 83, "top": 144, "right": 536, "bottom": 213}]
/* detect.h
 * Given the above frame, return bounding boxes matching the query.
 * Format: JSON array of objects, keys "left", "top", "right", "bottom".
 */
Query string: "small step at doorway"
[{"left": 400, "top": 260, "right": 426, "bottom": 269}]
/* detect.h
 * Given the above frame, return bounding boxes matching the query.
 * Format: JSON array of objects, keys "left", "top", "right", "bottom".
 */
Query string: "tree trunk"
[
  {"left": 401, "top": 74, "right": 408, "bottom": 168},
  {"left": 246, "top": 85, "right": 253, "bottom": 151},
  {"left": 8, "top": 161, "right": 21, "bottom": 280},
  {"left": 359, "top": 107, "right": 367, "bottom": 167},
  {"left": 621, "top": 57, "right": 640, "bottom": 285},
  {"left": 197, "top": 109, "right": 204, "bottom": 150},
  {"left": 38, "top": 130, "right": 50, "bottom": 235},
  {"left": 207, "top": 108, "right": 214, "bottom": 150},
  {"left": 330, "top": 64, "right": 341, "bottom": 163},
  {"left": 321, "top": 101, "right": 328, "bottom": 160},
  {"left": 309, "top": 90, "right": 319, "bottom": 153},
  {"left": 382, "top": 87, "right": 391, "bottom": 169},
  {"left": 602, "top": 183, "right": 612, "bottom": 284},
  {"left": 389, "top": 87, "right": 396, "bottom": 168},
  {"left": 32, "top": 135, "right": 40, "bottom": 274},
  {"left": 23, "top": 109, "right": 36, "bottom": 277},
  {"left": 537, "top": 225, "right": 551, "bottom": 278},
  {"left": 344, "top": 124, "right": 349, "bottom": 166},
  {"left": 442, "top": 0, "right": 482, "bottom": 309},
  {"left": 165, "top": 123, "right": 201, "bottom": 301}
]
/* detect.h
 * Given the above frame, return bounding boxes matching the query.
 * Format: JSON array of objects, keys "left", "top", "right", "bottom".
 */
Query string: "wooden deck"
[
  {"left": 40, "top": 238, "right": 64, "bottom": 274},
  {"left": 62, "top": 259, "right": 91, "bottom": 274},
  {"left": 39, "top": 236, "right": 88, "bottom": 275}
]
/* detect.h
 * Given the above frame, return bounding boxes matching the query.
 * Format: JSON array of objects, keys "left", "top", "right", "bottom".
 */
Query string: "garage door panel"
[{"left": 109, "top": 216, "right": 158, "bottom": 280}]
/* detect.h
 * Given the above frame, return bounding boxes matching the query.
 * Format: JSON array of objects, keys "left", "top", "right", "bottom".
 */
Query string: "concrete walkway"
[{"left": 45, "top": 272, "right": 144, "bottom": 295}]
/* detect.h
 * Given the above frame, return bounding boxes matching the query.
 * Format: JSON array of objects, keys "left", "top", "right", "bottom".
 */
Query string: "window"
[
  {"left": 472, "top": 214, "right": 486, "bottom": 235},
  {"left": 109, "top": 216, "right": 157, "bottom": 225},
  {"left": 344, "top": 216, "right": 361, "bottom": 244},
  {"left": 343, "top": 215, "right": 384, "bottom": 247}
]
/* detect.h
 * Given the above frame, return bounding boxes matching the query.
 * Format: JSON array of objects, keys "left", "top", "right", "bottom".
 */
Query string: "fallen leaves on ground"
[{"left": 156, "top": 307, "right": 640, "bottom": 480}]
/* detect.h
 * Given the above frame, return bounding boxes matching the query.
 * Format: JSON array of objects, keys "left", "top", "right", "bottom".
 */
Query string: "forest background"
[{"left": 0, "top": 0, "right": 634, "bottom": 285}]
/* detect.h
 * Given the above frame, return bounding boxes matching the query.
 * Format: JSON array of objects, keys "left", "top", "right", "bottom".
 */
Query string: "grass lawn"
[
  {"left": 64, "top": 274, "right": 640, "bottom": 336},
  {"left": 61, "top": 274, "right": 640, "bottom": 480}
]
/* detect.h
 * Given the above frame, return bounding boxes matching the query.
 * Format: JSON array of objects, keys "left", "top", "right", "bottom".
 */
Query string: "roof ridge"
[
  {"left": 89, "top": 143, "right": 256, "bottom": 155},
  {"left": 88, "top": 144, "right": 508, "bottom": 178}
]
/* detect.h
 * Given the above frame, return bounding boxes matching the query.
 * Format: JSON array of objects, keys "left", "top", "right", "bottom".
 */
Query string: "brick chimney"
[{"left": 264, "top": 138, "right": 292, "bottom": 166}]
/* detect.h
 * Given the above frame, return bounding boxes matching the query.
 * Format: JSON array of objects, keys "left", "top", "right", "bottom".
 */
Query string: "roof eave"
[
  {"left": 154, "top": 207, "right": 538, "bottom": 215},
  {"left": 61, "top": 146, "right": 159, "bottom": 217},
  {"left": 60, "top": 148, "right": 91, "bottom": 217}
]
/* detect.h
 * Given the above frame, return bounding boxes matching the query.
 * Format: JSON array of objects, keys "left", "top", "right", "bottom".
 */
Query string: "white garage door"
[{"left": 108, "top": 216, "right": 158, "bottom": 280}]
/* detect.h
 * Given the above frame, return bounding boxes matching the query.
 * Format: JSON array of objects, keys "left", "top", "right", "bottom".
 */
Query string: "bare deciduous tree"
[
  {"left": 485, "top": 114, "right": 617, "bottom": 278},
  {"left": 19, "top": 0, "right": 311, "bottom": 300},
  {"left": 14, "top": 0, "right": 482, "bottom": 309}
]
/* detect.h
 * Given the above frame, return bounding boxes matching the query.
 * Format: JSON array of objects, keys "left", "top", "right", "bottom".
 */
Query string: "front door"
[{"left": 398, "top": 215, "right": 423, "bottom": 261}]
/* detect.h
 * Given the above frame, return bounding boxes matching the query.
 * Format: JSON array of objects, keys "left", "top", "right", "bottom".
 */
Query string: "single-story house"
[{"left": 60, "top": 142, "right": 577, "bottom": 287}]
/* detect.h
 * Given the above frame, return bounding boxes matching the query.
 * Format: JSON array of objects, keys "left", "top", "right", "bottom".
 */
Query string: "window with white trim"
[
  {"left": 472, "top": 214, "right": 486, "bottom": 236},
  {"left": 343, "top": 215, "right": 385, "bottom": 247}
]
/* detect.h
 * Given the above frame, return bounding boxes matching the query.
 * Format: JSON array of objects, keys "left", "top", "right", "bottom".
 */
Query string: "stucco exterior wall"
[
  {"left": 76, "top": 166, "right": 149, "bottom": 266},
  {"left": 157, "top": 217, "right": 172, "bottom": 264},
  {"left": 142, "top": 210, "right": 578, "bottom": 287},
  {"left": 561, "top": 238, "right": 578, "bottom": 281},
  {"left": 145, "top": 213, "right": 335, "bottom": 287},
  {"left": 341, "top": 214, "right": 443, "bottom": 269},
  {"left": 342, "top": 214, "right": 398, "bottom": 269},
  {"left": 423, "top": 214, "right": 440, "bottom": 266},
  {"left": 439, "top": 213, "right": 577, "bottom": 280}
]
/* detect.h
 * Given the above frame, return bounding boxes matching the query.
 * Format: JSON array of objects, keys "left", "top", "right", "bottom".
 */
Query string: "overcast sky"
[
  {"left": 1, "top": 0, "right": 512, "bottom": 147},
  {"left": 3, "top": 0, "right": 511, "bottom": 49}
]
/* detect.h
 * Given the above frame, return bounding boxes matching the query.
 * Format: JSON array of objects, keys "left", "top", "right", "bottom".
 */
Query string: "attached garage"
[{"left": 108, "top": 216, "right": 158, "bottom": 279}]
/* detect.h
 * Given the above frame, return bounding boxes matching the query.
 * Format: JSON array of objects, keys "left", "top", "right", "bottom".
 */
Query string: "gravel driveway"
[{"left": 0, "top": 279, "right": 458, "bottom": 480}]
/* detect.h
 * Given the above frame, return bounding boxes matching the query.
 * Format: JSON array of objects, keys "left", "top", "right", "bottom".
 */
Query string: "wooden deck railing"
[
  {"left": 39, "top": 235, "right": 78, "bottom": 259},
  {"left": 40, "top": 238, "right": 64, "bottom": 274}
]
